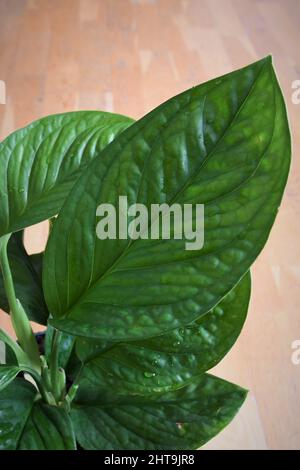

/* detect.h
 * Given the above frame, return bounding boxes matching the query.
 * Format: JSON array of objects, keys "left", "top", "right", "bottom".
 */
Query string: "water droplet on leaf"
[{"left": 144, "top": 371, "right": 156, "bottom": 378}]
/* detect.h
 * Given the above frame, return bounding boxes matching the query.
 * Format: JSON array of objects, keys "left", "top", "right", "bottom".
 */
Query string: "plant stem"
[
  {"left": 25, "top": 366, "right": 56, "bottom": 406},
  {"left": 0, "top": 234, "right": 41, "bottom": 372},
  {"left": 0, "top": 235, "right": 18, "bottom": 311},
  {"left": 64, "top": 364, "right": 83, "bottom": 410},
  {"left": 0, "top": 234, "right": 67, "bottom": 407},
  {"left": 49, "top": 329, "right": 64, "bottom": 401},
  {"left": 50, "top": 329, "right": 62, "bottom": 375}
]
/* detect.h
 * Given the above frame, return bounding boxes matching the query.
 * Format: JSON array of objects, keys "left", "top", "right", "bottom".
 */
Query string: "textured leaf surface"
[
  {"left": 0, "top": 378, "right": 75, "bottom": 450},
  {"left": 76, "top": 272, "right": 250, "bottom": 396},
  {"left": 0, "top": 111, "right": 134, "bottom": 235},
  {"left": 44, "top": 57, "right": 290, "bottom": 341},
  {"left": 71, "top": 374, "right": 247, "bottom": 450},
  {"left": 0, "top": 233, "right": 48, "bottom": 324}
]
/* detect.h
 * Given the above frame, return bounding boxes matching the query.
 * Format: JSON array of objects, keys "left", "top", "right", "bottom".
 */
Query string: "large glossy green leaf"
[
  {"left": 0, "top": 378, "right": 76, "bottom": 450},
  {"left": 76, "top": 272, "right": 250, "bottom": 396},
  {"left": 71, "top": 374, "right": 247, "bottom": 450},
  {"left": 0, "top": 232, "right": 48, "bottom": 324},
  {"left": 44, "top": 57, "right": 290, "bottom": 341},
  {"left": 0, "top": 111, "right": 134, "bottom": 236}
]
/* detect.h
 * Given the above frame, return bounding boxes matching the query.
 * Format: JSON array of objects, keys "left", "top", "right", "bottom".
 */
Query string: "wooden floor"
[{"left": 0, "top": 0, "right": 299, "bottom": 450}]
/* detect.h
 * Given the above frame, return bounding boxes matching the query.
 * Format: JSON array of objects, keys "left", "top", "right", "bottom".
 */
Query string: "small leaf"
[
  {"left": 0, "top": 378, "right": 76, "bottom": 450},
  {"left": 44, "top": 57, "right": 290, "bottom": 341},
  {"left": 0, "top": 111, "right": 134, "bottom": 236},
  {"left": 0, "top": 365, "right": 20, "bottom": 391},
  {"left": 0, "top": 328, "right": 29, "bottom": 367},
  {"left": 0, "top": 232, "right": 48, "bottom": 324},
  {"left": 76, "top": 272, "right": 250, "bottom": 396},
  {"left": 71, "top": 374, "right": 247, "bottom": 450}
]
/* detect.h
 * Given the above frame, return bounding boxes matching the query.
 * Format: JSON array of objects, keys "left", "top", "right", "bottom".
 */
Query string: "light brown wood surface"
[{"left": 0, "top": 0, "right": 299, "bottom": 450}]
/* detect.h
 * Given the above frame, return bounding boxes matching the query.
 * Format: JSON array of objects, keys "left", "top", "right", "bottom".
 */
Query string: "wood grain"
[{"left": 0, "top": 0, "right": 299, "bottom": 450}]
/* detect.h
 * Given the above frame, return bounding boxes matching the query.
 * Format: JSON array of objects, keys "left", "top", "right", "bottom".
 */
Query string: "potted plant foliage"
[{"left": 0, "top": 56, "right": 290, "bottom": 450}]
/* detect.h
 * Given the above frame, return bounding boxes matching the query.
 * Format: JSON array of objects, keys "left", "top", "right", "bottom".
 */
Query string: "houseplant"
[{"left": 0, "top": 56, "right": 291, "bottom": 450}]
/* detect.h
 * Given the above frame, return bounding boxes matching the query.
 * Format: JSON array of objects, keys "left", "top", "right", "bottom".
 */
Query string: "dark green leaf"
[
  {"left": 0, "top": 111, "right": 134, "bottom": 236},
  {"left": 76, "top": 337, "right": 113, "bottom": 363},
  {"left": 0, "top": 378, "right": 35, "bottom": 450},
  {"left": 18, "top": 402, "right": 76, "bottom": 450},
  {"left": 29, "top": 252, "right": 44, "bottom": 281},
  {"left": 0, "top": 378, "right": 75, "bottom": 450},
  {"left": 44, "top": 57, "right": 290, "bottom": 341},
  {"left": 71, "top": 374, "right": 247, "bottom": 450},
  {"left": 76, "top": 272, "right": 250, "bottom": 396},
  {"left": 0, "top": 232, "right": 48, "bottom": 324}
]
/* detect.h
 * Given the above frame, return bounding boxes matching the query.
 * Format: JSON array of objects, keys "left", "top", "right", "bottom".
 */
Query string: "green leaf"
[
  {"left": 0, "top": 232, "right": 48, "bottom": 324},
  {"left": 44, "top": 57, "right": 290, "bottom": 341},
  {"left": 29, "top": 252, "right": 44, "bottom": 282},
  {"left": 0, "top": 111, "right": 134, "bottom": 236},
  {"left": 76, "top": 337, "right": 112, "bottom": 363},
  {"left": 71, "top": 374, "right": 247, "bottom": 450},
  {"left": 0, "top": 378, "right": 36, "bottom": 449},
  {"left": 18, "top": 402, "right": 76, "bottom": 450},
  {"left": 0, "top": 365, "right": 20, "bottom": 391},
  {"left": 2, "top": 343, "right": 18, "bottom": 365},
  {"left": 0, "top": 378, "right": 76, "bottom": 450},
  {"left": 76, "top": 272, "right": 250, "bottom": 396},
  {"left": 0, "top": 328, "right": 29, "bottom": 367}
]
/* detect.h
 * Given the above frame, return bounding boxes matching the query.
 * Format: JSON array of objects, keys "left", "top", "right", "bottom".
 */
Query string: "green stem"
[
  {"left": 49, "top": 329, "right": 64, "bottom": 401},
  {"left": 0, "top": 235, "right": 19, "bottom": 315},
  {"left": 25, "top": 366, "right": 56, "bottom": 406},
  {"left": 50, "top": 329, "right": 61, "bottom": 377},
  {"left": 64, "top": 364, "right": 83, "bottom": 411},
  {"left": 0, "top": 234, "right": 41, "bottom": 372}
]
